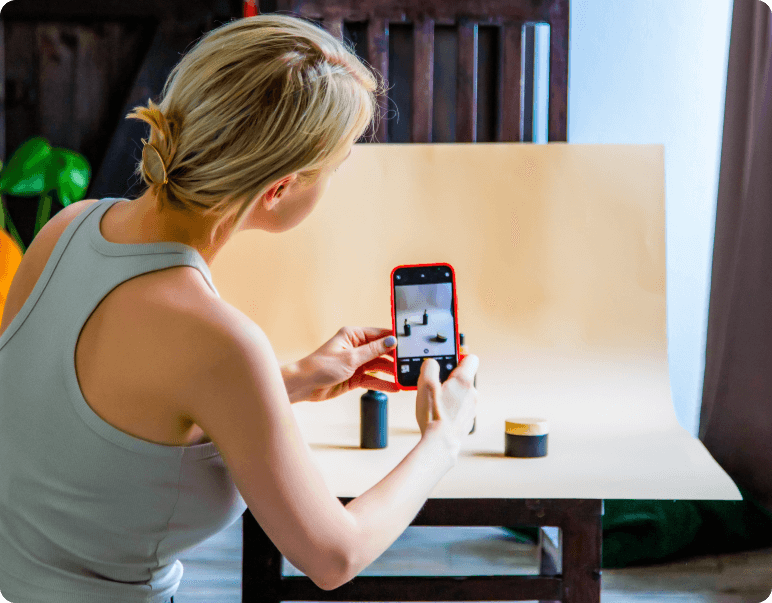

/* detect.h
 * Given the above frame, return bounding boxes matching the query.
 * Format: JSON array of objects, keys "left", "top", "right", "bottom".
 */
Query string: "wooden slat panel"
[
  {"left": 72, "top": 27, "right": 111, "bottom": 153},
  {"left": 270, "top": 1, "right": 567, "bottom": 143},
  {"left": 0, "top": 17, "right": 5, "bottom": 162},
  {"left": 476, "top": 25, "right": 497, "bottom": 142},
  {"left": 324, "top": 16, "right": 344, "bottom": 41},
  {"left": 431, "top": 26, "right": 456, "bottom": 143},
  {"left": 37, "top": 24, "right": 77, "bottom": 149},
  {"left": 548, "top": 0, "right": 569, "bottom": 142},
  {"left": 89, "top": 19, "right": 206, "bottom": 200},
  {"left": 93, "top": 22, "right": 155, "bottom": 181},
  {"left": 5, "top": 22, "right": 41, "bottom": 243},
  {"left": 3, "top": 0, "right": 217, "bottom": 20},
  {"left": 411, "top": 18, "right": 434, "bottom": 143},
  {"left": 456, "top": 19, "right": 478, "bottom": 142},
  {"left": 521, "top": 24, "right": 534, "bottom": 142},
  {"left": 367, "top": 18, "right": 389, "bottom": 142},
  {"left": 497, "top": 22, "right": 522, "bottom": 142},
  {"left": 387, "top": 23, "right": 412, "bottom": 143}
]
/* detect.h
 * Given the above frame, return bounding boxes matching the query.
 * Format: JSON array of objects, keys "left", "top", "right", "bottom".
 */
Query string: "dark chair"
[
  {"left": 254, "top": 0, "right": 568, "bottom": 144},
  {"left": 242, "top": 2, "right": 604, "bottom": 603}
]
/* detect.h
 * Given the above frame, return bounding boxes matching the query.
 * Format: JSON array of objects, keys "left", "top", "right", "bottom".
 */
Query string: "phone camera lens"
[
  {"left": 396, "top": 275, "right": 401, "bottom": 280},
  {"left": 420, "top": 274, "right": 425, "bottom": 278}
]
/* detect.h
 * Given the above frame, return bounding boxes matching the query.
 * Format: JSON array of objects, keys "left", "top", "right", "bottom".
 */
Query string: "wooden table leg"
[
  {"left": 561, "top": 501, "right": 603, "bottom": 603},
  {"left": 242, "top": 510, "right": 282, "bottom": 603}
]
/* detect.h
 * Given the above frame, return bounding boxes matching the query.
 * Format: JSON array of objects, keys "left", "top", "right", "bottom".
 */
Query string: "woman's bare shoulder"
[{"left": 106, "top": 270, "right": 245, "bottom": 435}]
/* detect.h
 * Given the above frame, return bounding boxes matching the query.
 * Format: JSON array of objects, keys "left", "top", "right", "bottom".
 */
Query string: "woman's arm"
[{"left": 281, "top": 361, "right": 308, "bottom": 404}]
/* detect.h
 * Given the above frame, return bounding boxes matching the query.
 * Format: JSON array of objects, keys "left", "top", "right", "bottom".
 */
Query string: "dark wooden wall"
[
  {"left": 1, "top": 0, "right": 541, "bottom": 248},
  {"left": 4, "top": 20, "right": 152, "bottom": 186}
]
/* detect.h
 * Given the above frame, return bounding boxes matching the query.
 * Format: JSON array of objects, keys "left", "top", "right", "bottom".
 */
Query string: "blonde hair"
[{"left": 126, "top": 14, "right": 384, "bottom": 234}]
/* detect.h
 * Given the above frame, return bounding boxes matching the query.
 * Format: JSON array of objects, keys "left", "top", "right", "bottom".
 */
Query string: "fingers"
[
  {"left": 350, "top": 327, "right": 397, "bottom": 366},
  {"left": 354, "top": 374, "right": 401, "bottom": 393},
  {"left": 356, "top": 327, "right": 396, "bottom": 345},
  {"left": 419, "top": 357, "right": 440, "bottom": 384},
  {"left": 360, "top": 357, "right": 396, "bottom": 374},
  {"left": 418, "top": 358, "right": 443, "bottom": 421},
  {"left": 418, "top": 358, "right": 441, "bottom": 422},
  {"left": 358, "top": 333, "right": 397, "bottom": 366},
  {"left": 451, "top": 354, "right": 479, "bottom": 386}
]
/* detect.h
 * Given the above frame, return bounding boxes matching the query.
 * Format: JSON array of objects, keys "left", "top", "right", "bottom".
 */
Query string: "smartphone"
[{"left": 390, "top": 263, "right": 460, "bottom": 390}]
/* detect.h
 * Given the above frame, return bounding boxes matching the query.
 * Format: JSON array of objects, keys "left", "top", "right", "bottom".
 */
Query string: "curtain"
[{"left": 700, "top": 0, "right": 772, "bottom": 513}]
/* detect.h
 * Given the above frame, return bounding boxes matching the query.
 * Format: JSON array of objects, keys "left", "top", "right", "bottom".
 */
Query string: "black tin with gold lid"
[{"left": 504, "top": 418, "right": 548, "bottom": 458}]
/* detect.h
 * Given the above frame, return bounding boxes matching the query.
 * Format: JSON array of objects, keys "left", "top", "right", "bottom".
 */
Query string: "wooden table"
[{"left": 218, "top": 145, "right": 740, "bottom": 603}]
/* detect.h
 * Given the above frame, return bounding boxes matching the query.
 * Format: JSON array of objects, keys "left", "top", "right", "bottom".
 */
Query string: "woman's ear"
[
  {"left": 265, "top": 174, "right": 297, "bottom": 208},
  {"left": 262, "top": 182, "right": 283, "bottom": 210}
]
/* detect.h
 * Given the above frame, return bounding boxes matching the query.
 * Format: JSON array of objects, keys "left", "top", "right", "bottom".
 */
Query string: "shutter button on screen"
[{"left": 446, "top": 363, "right": 453, "bottom": 370}]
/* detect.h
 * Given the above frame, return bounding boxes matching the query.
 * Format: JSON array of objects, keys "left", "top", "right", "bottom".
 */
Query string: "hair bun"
[{"left": 142, "top": 140, "right": 169, "bottom": 185}]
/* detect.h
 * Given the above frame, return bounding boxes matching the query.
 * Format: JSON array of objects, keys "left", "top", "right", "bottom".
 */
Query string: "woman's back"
[
  {"left": 1, "top": 197, "right": 217, "bottom": 446},
  {"left": 0, "top": 197, "right": 246, "bottom": 603}
]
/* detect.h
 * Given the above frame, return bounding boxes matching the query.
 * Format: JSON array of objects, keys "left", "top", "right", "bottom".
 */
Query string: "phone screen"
[{"left": 392, "top": 264, "right": 458, "bottom": 388}]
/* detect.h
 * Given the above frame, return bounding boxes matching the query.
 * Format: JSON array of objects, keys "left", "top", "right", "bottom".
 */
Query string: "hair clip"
[{"left": 142, "top": 139, "right": 169, "bottom": 185}]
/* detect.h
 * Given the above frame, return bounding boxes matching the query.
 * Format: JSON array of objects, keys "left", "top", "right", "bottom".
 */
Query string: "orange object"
[
  {"left": 0, "top": 229, "right": 23, "bottom": 321},
  {"left": 243, "top": 0, "right": 258, "bottom": 17}
]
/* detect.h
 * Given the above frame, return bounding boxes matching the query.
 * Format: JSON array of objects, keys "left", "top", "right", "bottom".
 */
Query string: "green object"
[
  {"left": 502, "top": 484, "right": 772, "bottom": 568},
  {"left": 0, "top": 137, "right": 91, "bottom": 254},
  {"left": 0, "top": 137, "right": 52, "bottom": 196}
]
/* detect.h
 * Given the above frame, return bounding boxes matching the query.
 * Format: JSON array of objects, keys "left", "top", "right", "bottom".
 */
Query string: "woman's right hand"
[{"left": 415, "top": 355, "right": 479, "bottom": 457}]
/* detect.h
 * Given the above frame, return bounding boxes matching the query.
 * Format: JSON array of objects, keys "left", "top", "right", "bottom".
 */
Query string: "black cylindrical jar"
[{"left": 360, "top": 390, "right": 388, "bottom": 449}]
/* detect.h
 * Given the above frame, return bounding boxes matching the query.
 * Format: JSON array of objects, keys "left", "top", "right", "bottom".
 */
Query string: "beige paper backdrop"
[{"left": 210, "top": 144, "right": 740, "bottom": 501}]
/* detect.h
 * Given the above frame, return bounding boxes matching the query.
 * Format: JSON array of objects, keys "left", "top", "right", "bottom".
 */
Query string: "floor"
[{"left": 173, "top": 515, "right": 772, "bottom": 603}]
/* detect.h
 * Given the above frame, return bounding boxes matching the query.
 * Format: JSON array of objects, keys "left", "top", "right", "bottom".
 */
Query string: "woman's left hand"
[{"left": 284, "top": 326, "right": 400, "bottom": 403}]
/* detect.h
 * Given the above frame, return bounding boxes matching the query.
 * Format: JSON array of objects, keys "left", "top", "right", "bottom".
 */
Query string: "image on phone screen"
[{"left": 392, "top": 265, "right": 458, "bottom": 387}]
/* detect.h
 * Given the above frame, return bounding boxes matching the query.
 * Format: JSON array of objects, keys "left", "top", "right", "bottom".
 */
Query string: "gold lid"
[{"left": 505, "top": 418, "right": 549, "bottom": 436}]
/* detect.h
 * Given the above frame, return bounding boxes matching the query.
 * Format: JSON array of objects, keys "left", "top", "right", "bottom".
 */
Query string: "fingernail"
[{"left": 384, "top": 335, "right": 397, "bottom": 347}]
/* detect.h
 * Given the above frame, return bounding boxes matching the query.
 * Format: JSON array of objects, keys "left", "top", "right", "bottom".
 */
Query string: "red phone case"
[{"left": 390, "top": 263, "right": 460, "bottom": 391}]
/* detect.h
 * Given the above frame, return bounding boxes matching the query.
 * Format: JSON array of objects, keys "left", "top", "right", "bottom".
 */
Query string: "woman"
[{"left": 0, "top": 14, "right": 478, "bottom": 602}]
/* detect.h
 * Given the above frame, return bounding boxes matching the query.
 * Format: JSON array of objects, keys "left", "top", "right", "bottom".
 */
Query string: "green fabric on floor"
[{"left": 502, "top": 484, "right": 772, "bottom": 568}]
